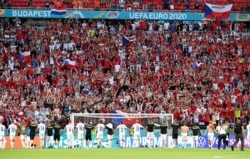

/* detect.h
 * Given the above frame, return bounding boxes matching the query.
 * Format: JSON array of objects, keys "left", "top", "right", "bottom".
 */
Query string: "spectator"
[
  {"left": 126, "top": 1, "right": 133, "bottom": 11},
  {"left": 119, "top": 0, "right": 126, "bottom": 10},
  {"left": 142, "top": 0, "right": 148, "bottom": 10},
  {"left": 194, "top": 0, "right": 199, "bottom": 11},
  {"left": 163, "top": 0, "right": 169, "bottom": 10},
  {"left": 169, "top": 1, "right": 174, "bottom": 10},
  {"left": 0, "top": 16, "right": 249, "bottom": 138},
  {"left": 45, "top": 0, "right": 50, "bottom": 8},
  {"left": 185, "top": 0, "right": 190, "bottom": 11},
  {"left": 133, "top": 0, "right": 140, "bottom": 11},
  {"left": 0, "top": 0, "right": 7, "bottom": 8}
]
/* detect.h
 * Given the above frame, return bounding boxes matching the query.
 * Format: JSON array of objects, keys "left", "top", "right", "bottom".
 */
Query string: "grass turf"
[{"left": 0, "top": 148, "right": 248, "bottom": 159}]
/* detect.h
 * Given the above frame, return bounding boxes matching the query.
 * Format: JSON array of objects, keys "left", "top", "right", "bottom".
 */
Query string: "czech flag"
[
  {"left": 192, "top": 62, "right": 204, "bottom": 71},
  {"left": 19, "top": 51, "right": 31, "bottom": 60},
  {"left": 51, "top": 3, "right": 67, "bottom": 15},
  {"left": 111, "top": 110, "right": 141, "bottom": 127},
  {"left": 205, "top": 3, "right": 233, "bottom": 19},
  {"left": 62, "top": 59, "right": 76, "bottom": 69},
  {"left": 122, "top": 35, "right": 136, "bottom": 46}
]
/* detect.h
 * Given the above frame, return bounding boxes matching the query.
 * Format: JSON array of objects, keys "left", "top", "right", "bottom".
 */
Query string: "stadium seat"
[
  {"left": 235, "top": 3, "right": 243, "bottom": 11},
  {"left": 32, "top": 1, "right": 46, "bottom": 8},
  {"left": 200, "top": 3, "right": 205, "bottom": 11},
  {"left": 11, "top": 0, "right": 29, "bottom": 8},
  {"left": 204, "top": 0, "right": 215, "bottom": 3},
  {"left": 173, "top": 3, "right": 181, "bottom": 11},
  {"left": 190, "top": 2, "right": 195, "bottom": 10}
]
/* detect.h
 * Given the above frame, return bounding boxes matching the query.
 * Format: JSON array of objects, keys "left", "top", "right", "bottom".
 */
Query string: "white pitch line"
[{"left": 213, "top": 156, "right": 223, "bottom": 159}]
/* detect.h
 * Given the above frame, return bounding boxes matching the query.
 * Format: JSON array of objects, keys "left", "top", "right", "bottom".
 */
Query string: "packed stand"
[
  {"left": 5, "top": 0, "right": 250, "bottom": 12},
  {"left": 0, "top": 18, "right": 250, "bottom": 130}
]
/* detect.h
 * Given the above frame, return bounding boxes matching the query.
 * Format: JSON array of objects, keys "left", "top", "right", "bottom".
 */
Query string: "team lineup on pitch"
[{"left": 0, "top": 113, "right": 249, "bottom": 150}]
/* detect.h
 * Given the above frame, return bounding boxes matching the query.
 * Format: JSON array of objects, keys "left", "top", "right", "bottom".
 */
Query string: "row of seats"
[
  {"left": 9, "top": 0, "right": 29, "bottom": 8},
  {"left": 8, "top": 0, "right": 250, "bottom": 11},
  {"left": 189, "top": 0, "right": 249, "bottom": 2},
  {"left": 8, "top": 0, "right": 71, "bottom": 9},
  {"left": 70, "top": 0, "right": 249, "bottom": 11}
]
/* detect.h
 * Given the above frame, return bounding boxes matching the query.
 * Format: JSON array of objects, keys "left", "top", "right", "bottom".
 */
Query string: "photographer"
[{"left": 216, "top": 120, "right": 229, "bottom": 150}]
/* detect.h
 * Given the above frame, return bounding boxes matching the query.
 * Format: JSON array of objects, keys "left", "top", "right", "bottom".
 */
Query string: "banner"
[
  {"left": 34, "top": 131, "right": 250, "bottom": 149},
  {"left": 0, "top": 9, "right": 249, "bottom": 21},
  {"left": 4, "top": 136, "right": 40, "bottom": 149}
]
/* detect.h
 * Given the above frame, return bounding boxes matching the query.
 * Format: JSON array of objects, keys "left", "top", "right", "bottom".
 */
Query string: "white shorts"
[
  {"left": 182, "top": 133, "right": 188, "bottom": 141},
  {"left": 39, "top": 132, "right": 45, "bottom": 139},
  {"left": 193, "top": 135, "right": 199, "bottom": 141},
  {"left": 96, "top": 133, "right": 103, "bottom": 140},
  {"left": 119, "top": 133, "right": 126, "bottom": 141},
  {"left": 77, "top": 131, "right": 84, "bottom": 140},
  {"left": 26, "top": 136, "right": 30, "bottom": 141},
  {"left": 160, "top": 134, "right": 167, "bottom": 141},
  {"left": 107, "top": 134, "right": 113, "bottom": 141},
  {"left": 207, "top": 133, "right": 214, "bottom": 141},
  {"left": 134, "top": 133, "right": 140, "bottom": 141},
  {"left": 147, "top": 132, "right": 154, "bottom": 139},
  {"left": 47, "top": 136, "right": 53, "bottom": 141},
  {"left": 0, "top": 134, "right": 4, "bottom": 140},
  {"left": 67, "top": 133, "right": 74, "bottom": 141},
  {"left": 20, "top": 134, "right": 26, "bottom": 141},
  {"left": 9, "top": 133, "right": 16, "bottom": 140}
]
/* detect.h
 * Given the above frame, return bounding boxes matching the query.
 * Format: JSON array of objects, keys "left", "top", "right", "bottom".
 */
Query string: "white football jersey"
[
  {"left": 0, "top": 124, "right": 5, "bottom": 134},
  {"left": 66, "top": 124, "right": 74, "bottom": 134},
  {"left": 132, "top": 123, "right": 143, "bottom": 134},
  {"left": 76, "top": 122, "right": 85, "bottom": 133},
  {"left": 96, "top": 123, "right": 105, "bottom": 133},
  {"left": 8, "top": 124, "right": 17, "bottom": 134},
  {"left": 38, "top": 123, "right": 46, "bottom": 133},
  {"left": 116, "top": 124, "right": 128, "bottom": 135}
]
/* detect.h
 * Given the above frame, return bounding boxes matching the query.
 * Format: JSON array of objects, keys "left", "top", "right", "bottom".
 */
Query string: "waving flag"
[
  {"left": 205, "top": 3, "right": 233, "bottom": 19},
  {"left": 122, "top": 35, "right": 136, "bottom": 46},
  {"left": 19, "top": 39, "right": 25, "bottom": 46},
  {"left": 19, "top": 51, "right": 31, "bottom": 60},
  {"left": 111, "top": 110, "right": 125, "bottom": 126},
  {"left": 111, "top": 110, "right": 141, "bottom": 127},
  {"left": 51, "top": 2, "right": 67, "bottom": 15},
  {"left": 192, "top": 62, "right": 204, "bottom": 71},
  {"left": 62, "top": 59, "right": 76, "bottom": 69}
]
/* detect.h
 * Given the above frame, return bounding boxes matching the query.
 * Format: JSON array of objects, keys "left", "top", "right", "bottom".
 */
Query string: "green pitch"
[{"left": 0, "top": 148, "right": 248, "bottom": 159}]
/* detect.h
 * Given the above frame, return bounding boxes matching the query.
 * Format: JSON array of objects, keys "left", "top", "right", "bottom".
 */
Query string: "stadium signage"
[
  {"left": 0, "top": 9, "right": 249, "bottom": 21},
  {"left": 129, "top": 12, "right": 188, "bottom": 20},
  {"left": 3, "top": 133, "right": 250, "bottom": 148},
  {"left": 58, "top": 134, "right": 249, "bottom": 148},
  {"left": 11, "top": 10, "right": 51, "bottom": 18}
]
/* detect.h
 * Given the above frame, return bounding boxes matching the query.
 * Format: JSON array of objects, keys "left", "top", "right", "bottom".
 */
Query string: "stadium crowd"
[
  {"left": 0, "top": 17, "right": 249, "bottom": 131},
  {"left": 5, "top": 0, "right": 250, "bottom": 12}
]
